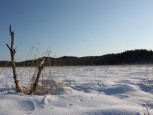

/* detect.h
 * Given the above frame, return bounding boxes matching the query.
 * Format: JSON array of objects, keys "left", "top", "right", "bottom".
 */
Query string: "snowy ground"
[{"left": 0, "top": 65, "right": 153, "bottom": 115}]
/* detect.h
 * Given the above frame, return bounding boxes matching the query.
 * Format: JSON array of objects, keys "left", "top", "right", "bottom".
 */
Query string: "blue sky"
[{"left": 1, "top": 0, "right": 153, "bottom": 61}]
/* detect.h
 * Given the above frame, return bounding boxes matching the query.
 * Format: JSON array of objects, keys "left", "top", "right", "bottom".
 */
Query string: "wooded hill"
[{"left": 1, "top": 49, "right": 153, "bottom": 67}]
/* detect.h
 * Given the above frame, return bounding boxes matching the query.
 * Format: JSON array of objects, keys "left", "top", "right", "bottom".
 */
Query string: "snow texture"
[{"left": 0, "top": 65, "right": 153, "bottom": 115}]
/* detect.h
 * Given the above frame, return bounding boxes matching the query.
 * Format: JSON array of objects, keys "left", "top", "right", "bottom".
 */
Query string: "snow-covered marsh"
[{"left": 0, "top": 65, "right": 153, "bottom": 115}]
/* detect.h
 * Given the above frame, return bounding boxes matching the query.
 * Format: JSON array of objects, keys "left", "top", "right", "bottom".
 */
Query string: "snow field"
[{"left": 0, "top": 65, "right": 153, "bottom": 115}]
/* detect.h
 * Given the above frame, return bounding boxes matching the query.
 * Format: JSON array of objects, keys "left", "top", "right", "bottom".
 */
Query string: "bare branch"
[
  {"left": 9, "top": 25, "right": 14, "bottom": 41},
  {"left": 6, "top": 25, "right": 21, "bottom": 92},
  {"left": 29, "top": 58, "right": 46, "bottom": 95},
  {"left": 6, "top": 44, "right": 11, "bottom": 51}
]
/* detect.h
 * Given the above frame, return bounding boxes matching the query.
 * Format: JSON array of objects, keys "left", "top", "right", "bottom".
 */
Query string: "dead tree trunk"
[
  {"left": 6, "top": 25, "right": 21, "bottom": 92},
  {"left": 29, "top": 58, "right": 46, "bottom": 95}
]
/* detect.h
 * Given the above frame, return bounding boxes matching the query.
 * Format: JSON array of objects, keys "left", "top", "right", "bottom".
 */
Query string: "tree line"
[{"left": 1, "top": 49, "right": 153, "bottom": 67}]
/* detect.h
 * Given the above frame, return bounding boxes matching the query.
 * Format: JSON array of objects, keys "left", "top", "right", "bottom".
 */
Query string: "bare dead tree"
[
  {"left": 29, "top": 58, "right": 46, "bottom": 95},
  {"left": 6, "top": 25, "right": 21, "bottom": 92}
]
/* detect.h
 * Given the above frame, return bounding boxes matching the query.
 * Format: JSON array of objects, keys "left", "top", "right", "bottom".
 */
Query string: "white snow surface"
[{"left": 0, "top": 65, "right": 153, "bottom": 115}]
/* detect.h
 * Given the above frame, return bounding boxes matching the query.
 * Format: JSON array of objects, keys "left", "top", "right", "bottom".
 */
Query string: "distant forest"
[{"left": 1, "top": 49, "right": 153, "bottom": 67}]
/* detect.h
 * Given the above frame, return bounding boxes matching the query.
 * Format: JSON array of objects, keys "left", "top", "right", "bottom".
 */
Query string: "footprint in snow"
[
  {"left": 49, "top": 107, "right": 54, "bottom": 109},
  {"left": 80, "top": 99, "right": 83, "bottom": 102}
]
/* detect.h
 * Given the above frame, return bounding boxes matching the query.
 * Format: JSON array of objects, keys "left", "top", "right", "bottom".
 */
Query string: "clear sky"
[{"left": 1, "top": 0, "right": 153, "bottom": 61}]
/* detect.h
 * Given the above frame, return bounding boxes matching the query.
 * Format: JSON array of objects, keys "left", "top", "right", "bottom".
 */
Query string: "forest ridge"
[{"left": 0, "top": 49, "right": 153, "bottom": 66}]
